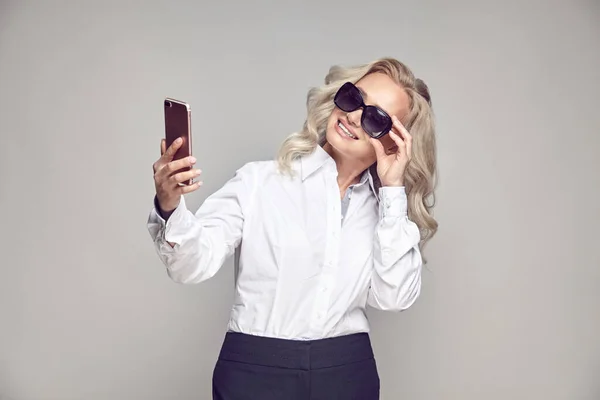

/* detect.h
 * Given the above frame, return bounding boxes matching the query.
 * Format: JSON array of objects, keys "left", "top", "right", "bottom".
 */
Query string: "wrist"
[
  {"left": 154, "top": 195, "right": 176, "bottom": 221},
  {"left": 159, "top": 208, "right": 175, "bottom": 221}
]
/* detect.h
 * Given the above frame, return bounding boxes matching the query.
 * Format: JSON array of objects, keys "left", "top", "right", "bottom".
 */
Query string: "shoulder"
[
  {"left": 236, "top": 159, "right": 277, "bottom": 177},
  {"left": 230, "top": 160, "right": 285, "bottom": 210}
]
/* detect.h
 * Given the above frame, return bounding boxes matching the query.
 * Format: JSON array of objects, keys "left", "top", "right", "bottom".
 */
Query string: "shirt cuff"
[
  {"left": 150, "top": 195, "right": 188, "bottom": 245},
  {"left": 378, "top": 186, "right": 408, "bottom": 219}
]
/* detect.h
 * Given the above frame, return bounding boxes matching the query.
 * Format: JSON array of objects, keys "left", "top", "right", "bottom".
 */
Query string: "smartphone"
[{"left": 164, "top": 97, "right": 193, "bottom": 185}]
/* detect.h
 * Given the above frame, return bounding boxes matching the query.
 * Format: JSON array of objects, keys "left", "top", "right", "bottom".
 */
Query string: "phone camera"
[{"left": 165, "top": 100, "right": 172, "bottom": 108}]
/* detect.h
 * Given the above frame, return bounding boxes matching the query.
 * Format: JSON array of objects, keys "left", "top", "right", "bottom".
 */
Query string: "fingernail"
[
  {"left": 175, "top": 138, "right": 182, "bottom": 144},
  {"left": 190, "top": 156, "right": 196, "bottom": 163}
]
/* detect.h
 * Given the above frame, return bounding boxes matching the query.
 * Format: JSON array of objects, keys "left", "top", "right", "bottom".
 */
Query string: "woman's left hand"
[{"left": 370, "top": 116, "right": 412, "bottom": 187}]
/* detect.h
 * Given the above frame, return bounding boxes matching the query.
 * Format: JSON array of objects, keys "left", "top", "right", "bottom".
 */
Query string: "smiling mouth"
[{"left": 337, "top": 120, "right": 358, "bottom": 140}]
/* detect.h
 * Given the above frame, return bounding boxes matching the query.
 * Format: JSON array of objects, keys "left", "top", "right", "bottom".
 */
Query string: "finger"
[
  {"left": 162, "top": 137, "right": 183, "bottom": 162},
  {"left": 179, "top": 180, "right": 203, "bottom": 194},
  {"left": 153, "top": 139, "right": 170, "bottom": 172},
  {"left": 392, "top": 116, "right": 412, "bottom": 142},
  {"left": 171, "top": 168, "right": 202, "bottom": 185},
  {"left": 370, "top": 137, "right": 388, "bottom": 160},
  {"left": 392, "top": 117, "right": 413, "bottom": 159},
  {"left": 158, "top": 156, "right": 196, "bottom": 178}
]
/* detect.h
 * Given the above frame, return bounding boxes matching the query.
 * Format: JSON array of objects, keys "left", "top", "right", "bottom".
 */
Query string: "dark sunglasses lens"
[
  {"left": 334, "top": 83, "right": 362, "bottom": 112},
  {"left": 362, "top": 107, "right": 392, "bottom": 137}
]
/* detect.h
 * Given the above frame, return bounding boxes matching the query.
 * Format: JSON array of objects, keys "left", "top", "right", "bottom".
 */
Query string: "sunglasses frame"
[{"left": 333, "top": 82, "right": 393, "bottom": 139}]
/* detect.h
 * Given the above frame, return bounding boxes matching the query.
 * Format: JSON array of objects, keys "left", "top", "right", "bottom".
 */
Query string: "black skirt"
[{"left": 212, "top": 331, "right": 380, "bottom": 400}]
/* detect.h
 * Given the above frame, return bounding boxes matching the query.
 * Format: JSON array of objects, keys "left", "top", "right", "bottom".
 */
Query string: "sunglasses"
[{"left": 333, "top": 82, "right": 393, "bottom": 139}]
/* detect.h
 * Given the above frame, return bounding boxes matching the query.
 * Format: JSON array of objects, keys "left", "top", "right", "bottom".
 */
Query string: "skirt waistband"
[{"left": 218, "top": 332, "right": 374, "bottom": 370}]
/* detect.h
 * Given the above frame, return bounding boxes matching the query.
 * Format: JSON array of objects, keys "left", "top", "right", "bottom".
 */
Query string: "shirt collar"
[
  {"left": 299, "top": 144, "right": 334, "bottom": 181},
  {"left": 297, "top": 145, "right": 380, "bottom": 201}
]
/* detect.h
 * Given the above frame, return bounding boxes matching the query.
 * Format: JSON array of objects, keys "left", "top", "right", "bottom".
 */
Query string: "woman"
[{"left": 148, "top": 57, "right": 438, "bottom": 400}]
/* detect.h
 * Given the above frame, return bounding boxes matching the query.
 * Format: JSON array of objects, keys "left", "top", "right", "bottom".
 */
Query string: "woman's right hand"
[{"left": 153, "top": 137, "right": 203, "bottom": 215}]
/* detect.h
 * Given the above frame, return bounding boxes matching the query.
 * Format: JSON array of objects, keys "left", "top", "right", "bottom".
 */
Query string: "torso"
[{"left": 227, "top": 149, "right": 380, "bottom": 340}]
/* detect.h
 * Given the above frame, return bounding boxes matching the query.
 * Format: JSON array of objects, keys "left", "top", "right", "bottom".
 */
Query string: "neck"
[{"left": 322, "top": 142, "right": 371, "bottom": 195}]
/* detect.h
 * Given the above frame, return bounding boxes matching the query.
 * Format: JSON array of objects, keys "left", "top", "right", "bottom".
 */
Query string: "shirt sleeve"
[
  {"left": 147, "top": 164, "right": 254, "bottom": 284},
  {"left": 367, "top": 186, "right": 423, "bottom": 311}
]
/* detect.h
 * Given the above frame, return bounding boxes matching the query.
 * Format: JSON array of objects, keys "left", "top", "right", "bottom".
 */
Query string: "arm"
[
  {"left": 367, "top": 186, "right": 423, "bottom": 311},
  {"left": 147, "top": 164, "right": 254, "bottom": 284}
]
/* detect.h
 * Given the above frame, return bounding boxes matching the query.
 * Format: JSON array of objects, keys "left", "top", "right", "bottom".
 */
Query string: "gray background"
[{"left": 1, "top": 0, "right": 599, "bottom": 399}]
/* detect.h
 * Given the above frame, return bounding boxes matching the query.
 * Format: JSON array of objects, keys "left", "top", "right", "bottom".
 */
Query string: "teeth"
[{"left": 338, "top": 121, "right": 356, "bottom": 139}]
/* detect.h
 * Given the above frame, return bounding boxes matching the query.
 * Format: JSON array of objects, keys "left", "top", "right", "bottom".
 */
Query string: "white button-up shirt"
[{"left": 147, "top": 145, "right": 423, "bottom": 340}]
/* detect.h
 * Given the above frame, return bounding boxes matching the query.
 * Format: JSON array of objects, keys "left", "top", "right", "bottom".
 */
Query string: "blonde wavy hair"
[{"left": 277, "top": 57, "right": 438, "bottom": 249}]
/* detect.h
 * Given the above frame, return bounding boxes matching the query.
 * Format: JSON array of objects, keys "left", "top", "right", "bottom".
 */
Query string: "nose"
[{"left": 346, "top": 109, "right": 362, "bottom": 128}]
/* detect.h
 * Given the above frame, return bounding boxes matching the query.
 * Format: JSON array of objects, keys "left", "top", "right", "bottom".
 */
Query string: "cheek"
[
  {"left": 326, "top": 108, "right": 346, "bottom": 133},
  {"left": 325, "top": 113, "right": 336, "bottom": 134},
  {"left": 365, "top": 141, "right": 377, "bottom": 160},
  {"left": 329, "top": 108, "right": 343, "bottom": 123},
  {"left": 326, "top": 109, "right": 337, "bottom": 130}
]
